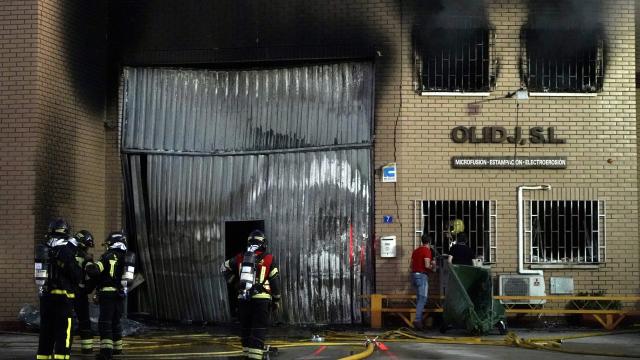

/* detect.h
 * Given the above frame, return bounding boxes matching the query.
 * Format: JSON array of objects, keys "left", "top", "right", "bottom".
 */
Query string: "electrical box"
[
  {"left": 550, "top": 277, "right": 574, "bottom": 295},
  {"left": 380, "top": 236, "right": 397, "bottom": 258}
]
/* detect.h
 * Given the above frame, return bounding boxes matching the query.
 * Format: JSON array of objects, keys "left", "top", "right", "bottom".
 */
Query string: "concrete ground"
[{"left": 2, "top": 326, "right": 639, "bottom": 359}]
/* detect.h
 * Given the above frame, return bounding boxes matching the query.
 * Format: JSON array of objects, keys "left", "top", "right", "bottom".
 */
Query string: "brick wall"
[
  {"left": 0, "top": 0, "right": 636, "bottom": 323},
  {"left": 0, "top": 0, "right": 109, "bottom": 323},
  {"left": 0, "top": 0, "right": 39, "bottom": 325},
  {"left": 374, "top": 0, "right": 639, "bottom": 296}
]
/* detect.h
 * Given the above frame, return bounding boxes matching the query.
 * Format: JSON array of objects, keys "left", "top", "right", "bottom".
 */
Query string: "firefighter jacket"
[
  {"left": 45, "top": 236, "right": 83, "bottom": 299},
  {"left": 224, "top": 250, "right": 281, "bottom": 301},
  {"left": 86, "top": 249, "right": 125, "bottom": 294},
  {"left": 71, "top": 245, "right": 96, "bottom": 293}
]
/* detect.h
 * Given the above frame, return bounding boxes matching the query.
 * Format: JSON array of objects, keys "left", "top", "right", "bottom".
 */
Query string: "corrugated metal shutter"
[{"left": 121, "top": 63, "right": 373, "bottom": 324}]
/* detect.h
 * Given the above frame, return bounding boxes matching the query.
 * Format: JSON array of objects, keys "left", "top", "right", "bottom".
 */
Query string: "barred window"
[
  {"left": 527, "top": 200, "right": 606, "bottom": 264},
  {"left": 522, "top": 29, "right": 604, "bottom": 93},
  {"left": 417, "top": 200, "right": 497, "bottom": 263},
  {"left": 414, "top": 18, "right": 495, "bottom": 93}
]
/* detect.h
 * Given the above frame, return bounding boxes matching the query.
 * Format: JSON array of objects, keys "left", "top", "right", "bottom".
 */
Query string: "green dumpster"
[{"left": 440, "top": 262, "right": 507, "bottom": 335}]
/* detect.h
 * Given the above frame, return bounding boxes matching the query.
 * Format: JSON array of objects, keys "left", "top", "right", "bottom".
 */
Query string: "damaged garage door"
[{"left": 121, "top": 63, "right": 373, "bottom": 324}]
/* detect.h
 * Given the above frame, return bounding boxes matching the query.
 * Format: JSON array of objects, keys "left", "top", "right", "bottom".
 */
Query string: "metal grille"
[
  {"left": 415, "top": 24, "right": 494, "bottom": 92},
  {"left": 416, "top": 200, "right": 497, "bottom": 263},
  {"left": 527, "top": 200, "right": 606, "bottom": 264},
  {"left": 523, "top": 29, "right": 604, "bottom": 93}
]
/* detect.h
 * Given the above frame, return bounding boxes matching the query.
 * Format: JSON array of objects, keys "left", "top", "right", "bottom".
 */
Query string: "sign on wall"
[
  {"left": 382, "top": 163, "right": 397, "bottom": 182},
  {"left": 450, "top": 126, "right": 566, "bottom": 145},
  {"left": 451, "top": 156, "right": 567, "bottom": 169}
]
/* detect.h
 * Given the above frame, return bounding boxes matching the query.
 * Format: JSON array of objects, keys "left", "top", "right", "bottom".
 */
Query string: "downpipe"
[{"left": 517, "top": 185, "right": 551, "bottom": 275}]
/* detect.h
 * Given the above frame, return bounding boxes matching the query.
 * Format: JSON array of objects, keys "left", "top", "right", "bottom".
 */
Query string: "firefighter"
[
  {"left": 72, "top": 230, "right": 96, "bottom": 354},
  {"left": 86, "top": 232, "right": 128, "bottom": 360},
  {"left": 222, "top": 230, "right": 281, "bottom": 360},
  {"left": 36, "top": 218, "right": 83, "bottom": 360}
]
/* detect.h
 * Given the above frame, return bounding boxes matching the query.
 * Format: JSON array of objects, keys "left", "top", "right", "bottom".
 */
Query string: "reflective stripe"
[
  {"left": 36, "top": 355, "right": 52, "bottom": 360},
  {"left": 114, "top": 339, "right": 123, "bottom": 350},
  {"left": 101, "top": 338, "right": 114, "bottom": 349},
  {"left": 50, "top": 289, "right": 75, "bottom": 299},
  {"left": 252, "top": 293, "right": 272, "bottom": 299},
  {"left": 259, "top": 266, "right": 266, "bottom": 283},
  {"left": 109, "top": 259, "right": 117, "bottom": 277},
  {"left": 80, "top": 338, "right": 93, "bottom": 349},
  {"left": 96, "top": 261, "right": 104, "bottom": 272},
  {"left": 65, "top": 317, "right": 71, "bottom": 349},
  {"left": 247, "top": 347, "right": 265, "bottom": 359},
  {"left": 269, "top": 268, "right": 278, "bottom": 277},
  {"left": 53, "top": 355, "right": 69, "bottom": 360},
  {"left": 100, "top": 287, "right": 118, "bottom": 292}
]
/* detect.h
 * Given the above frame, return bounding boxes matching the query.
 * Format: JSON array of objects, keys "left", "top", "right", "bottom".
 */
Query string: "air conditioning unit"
[{"left": 499, "top": 274, "right": 546, "bottom": 305}]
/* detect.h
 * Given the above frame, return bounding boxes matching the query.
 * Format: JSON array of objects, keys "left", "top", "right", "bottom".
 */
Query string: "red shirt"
[{"left": 411, "top": 246, "right": 433, "bottom": 273}]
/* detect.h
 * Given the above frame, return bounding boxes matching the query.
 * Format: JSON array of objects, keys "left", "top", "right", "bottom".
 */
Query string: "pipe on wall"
[{"left": 516, "top": 185, "right": 551, "bottom": 275}]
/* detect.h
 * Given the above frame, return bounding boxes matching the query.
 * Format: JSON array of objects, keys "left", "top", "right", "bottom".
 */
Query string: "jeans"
[{"left": 411, "top": 272, "right": 429, "bottom": 322}]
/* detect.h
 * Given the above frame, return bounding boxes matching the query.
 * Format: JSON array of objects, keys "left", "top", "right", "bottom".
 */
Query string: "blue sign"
[
  {"left": 383, "top": 215, "right": 393, "bottom": 224},
  {"left": 382, "top": 163, "right": 397, "bottom": 182}
]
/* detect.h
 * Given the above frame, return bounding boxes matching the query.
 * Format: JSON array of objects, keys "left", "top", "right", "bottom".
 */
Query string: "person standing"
[
  {"left": 410, "top": 234, "right": 434, "bottom": 330},
  {"left": 36, "top": 219, "right": 83, "bottom": 360},
  {"left": 447, "top": 233, "right": 475, "bottom": 266},
  {"left": 72, "top": 230, "right": 96, "bottom": 354},
  {"left": 222, "top": 230, "right": 281, "bottom": 360},
  {"left": 86, "top": 232, "right": 128, "bottom": 360}
]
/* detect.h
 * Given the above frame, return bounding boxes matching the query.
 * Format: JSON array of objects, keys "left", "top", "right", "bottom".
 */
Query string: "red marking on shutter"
[{"left": 349, "top": 222, "right": 354, "bottom": 267}]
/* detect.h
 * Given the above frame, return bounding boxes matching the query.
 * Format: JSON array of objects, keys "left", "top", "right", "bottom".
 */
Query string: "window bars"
[
  {"left": 414, "top": 23, "right": 495, "bottom": 92},
  {"left": 522, "top": 29, "right": 604, "bottom": 93},
  {"left": 416, "top": 200, "right": 497, "bottom": 263},
  {"left": 527, "top": 200, "right": 606, "bottom": 264}
]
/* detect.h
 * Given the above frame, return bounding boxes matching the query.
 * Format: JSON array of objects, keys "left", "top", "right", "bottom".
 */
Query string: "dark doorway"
[{"left": 224, "top": 220, "right": 265, "bottom": 317}]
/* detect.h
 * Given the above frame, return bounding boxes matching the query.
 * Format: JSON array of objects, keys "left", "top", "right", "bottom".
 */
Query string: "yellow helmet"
[{"left": 449, "top": 219, "right": 465, "bottom": 235}]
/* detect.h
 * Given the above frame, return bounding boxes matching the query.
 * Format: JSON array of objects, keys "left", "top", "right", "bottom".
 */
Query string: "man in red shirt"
[{"left": 410, "top": 234, "right": 434, "bottom": 330}]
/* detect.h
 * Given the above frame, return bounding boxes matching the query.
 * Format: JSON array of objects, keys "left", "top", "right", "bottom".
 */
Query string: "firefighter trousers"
[
  {"left": 37, "top": 293, "right": 73, "bottom": 360},
  {"left": 238, "top": 298, "right": 270, "bottom": 359},
  {"left": 73, "top": 289, "right": 93, "bottom": 353},
  {"left": 97, "top": 292, "right": 124, "bottom": 360}
]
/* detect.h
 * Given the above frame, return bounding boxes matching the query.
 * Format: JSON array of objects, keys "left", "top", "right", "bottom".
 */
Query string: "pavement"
[{"left": 2, "top": 324, "right": 639, "bottom": 359}]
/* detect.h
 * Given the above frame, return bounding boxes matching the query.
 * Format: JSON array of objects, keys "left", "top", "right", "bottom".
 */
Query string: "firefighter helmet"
[
  {"left": 48, "top": 218, "right": 70, "bottom": 235},
  {"left": 104, "top": 231, "right": 127, "bottom": 251},
  {"left": 74, "top": 230, "right": 95, "bottom": 248},
  {"left": 449, "top": 219, "right": 465, "bottom": 235},
  {"left": 247, "top": 229, "right": 266, "bottom": 248}
]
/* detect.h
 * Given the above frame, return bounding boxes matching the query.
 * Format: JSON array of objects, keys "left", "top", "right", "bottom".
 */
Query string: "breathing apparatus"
[
  {"left": 238, "top": 230, "right": 266, "bottom": 300},
  {"left": 35, "top": 235, "right": 69, "bottom": 296},
  {"left": 34, "top": 243, "right": 50, "bottom": 296},
  {"left": 121, "top": 251, "right": 136, "bottom": 296}
]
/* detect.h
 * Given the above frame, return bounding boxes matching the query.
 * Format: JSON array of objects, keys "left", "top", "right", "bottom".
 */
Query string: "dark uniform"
[
  {"left": 37, "top": 220, "right": 83, "bottom": 360},
  {"left": 86, "top": 232, "right": 127, "bottom": 360},
  {"left": 447, "top": 233, "right": 474, "bottom": 266},
  {"left": 72, "top": 230, "right": 96, "bottom": 354},
  {"left": 223, "top": 230, "right": 281, "bottom": 360}
]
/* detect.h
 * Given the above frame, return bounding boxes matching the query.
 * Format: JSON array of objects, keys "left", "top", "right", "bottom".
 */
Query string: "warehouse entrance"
[
  {"left": 121, "top": 62, "right": 374, "bottom": 324},
  {"left": 225, "top": 220, "right": 265, "bottom": 317}
]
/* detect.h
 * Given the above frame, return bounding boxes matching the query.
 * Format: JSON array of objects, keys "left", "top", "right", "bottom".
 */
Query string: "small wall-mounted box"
[{"left": 380, "top": 236, "right": 397, "bottom": 258}]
